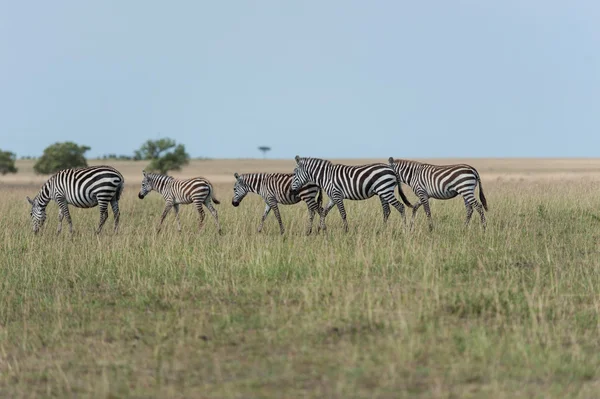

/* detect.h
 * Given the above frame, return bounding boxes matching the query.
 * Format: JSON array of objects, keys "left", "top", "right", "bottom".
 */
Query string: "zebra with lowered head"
[
  {"left": 138, "top": 170, "right": 222, "bottom": 234},
  {"left": 232, "top": 172, "right": 323, "bottom": 235},
  {"left": 290, "top": 156, "right": 413, "bottom": 233},
  {"left": 26, "top": 165, "right": 125, "bottom": 234},
  {"left": 388, "top": 157, "right": 488, "bottom": 230}
]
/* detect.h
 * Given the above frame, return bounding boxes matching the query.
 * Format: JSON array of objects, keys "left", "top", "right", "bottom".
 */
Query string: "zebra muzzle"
[
  {"left": 138, "top": 193, "right": 145, "bottom": 199},
  {"left": 232, "top": 200, "right": 239, "bottom": 207}
]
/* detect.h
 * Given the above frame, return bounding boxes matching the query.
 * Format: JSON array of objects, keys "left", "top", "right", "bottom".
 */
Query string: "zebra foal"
[
  {"left": 26, "top": 165, "right": 125, "bottom": 234},
  {"left": 290, "top": 156, "right": 412, "bottom": 233},
  {"left": 388, "top": 157, "right": 488, "bottom": 230},
  {"left": 232, "top": 172, "right": 323, "bottom": 235},
  {"left": 138, "top": 171, "right": 222, "bottom": 234}
]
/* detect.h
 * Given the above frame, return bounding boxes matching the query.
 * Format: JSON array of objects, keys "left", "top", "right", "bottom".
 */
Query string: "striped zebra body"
[
  {"left": 138, "top": 171, "right": 221, "bottom": 234},
  {"left": 232, "top": 172, "right": 323, "bottom": 235},
  {"left": 290, "top": 156, "right": 412, "bottom": 232},
  {"left": 388, "top": 157, "right": 488, "bottom": 230},
  {"left": 26, "top": 165, "right": 125, "bottom": 234}
]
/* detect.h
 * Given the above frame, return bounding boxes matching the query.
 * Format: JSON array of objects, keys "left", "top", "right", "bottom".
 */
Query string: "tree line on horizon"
[{"left": 0, "top": 138, "right": 192, "bottom": 176}]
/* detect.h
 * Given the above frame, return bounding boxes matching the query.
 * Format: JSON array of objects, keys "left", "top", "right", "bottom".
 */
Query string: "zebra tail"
[
  {"left": 211, "top": 192, "right": 220, "bottom": 205},
  {"left": 397, "top": 183, "right": 413, "bottom": 208},
  {"left": 476, "top": 172, "right": 488, "bottom": 211},
  {"left": 389, "top": 163, "right": 413, "bottom": 208},
  {"left": 115, "top": 179, "right": 125, "bottom": 201},
  {"left": 316, "top": 188, "right": 323, "bottom": 211}
]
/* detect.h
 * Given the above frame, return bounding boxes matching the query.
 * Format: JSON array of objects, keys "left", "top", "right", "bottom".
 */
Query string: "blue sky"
[{"left": 1, "top": 1, "right": 598, "bottom": 159}]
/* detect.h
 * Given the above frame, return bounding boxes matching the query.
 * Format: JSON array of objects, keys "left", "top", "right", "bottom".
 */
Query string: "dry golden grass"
[{"left": 1, "top": 158, "right": 599, "bottom": 398}]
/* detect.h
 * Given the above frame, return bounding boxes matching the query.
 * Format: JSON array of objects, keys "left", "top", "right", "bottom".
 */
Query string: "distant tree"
[
  {"left": 258, "top": 146, "right": 271, "bottom": 159},
  {"left": 34, "top": 142, "right": 90, "bottom": 174},
  {"left": 0, "top": 150, "right": 18, "bottom": 175},
  {"left": 134, "top": 138, "right": 190, "bottom": 174},
  {"left": 101, "top": 153, "right": 132, "bottom": 160}
]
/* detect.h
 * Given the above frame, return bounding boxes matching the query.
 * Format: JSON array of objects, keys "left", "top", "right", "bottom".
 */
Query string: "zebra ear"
[
  {"left": 295, "top": 155, "right": 300, "bottom": 164},
  {"left": 26, "top": 196, "right": 33, "bottom": 205},
  {"left": 142, "top": 170, "right": 147, "bottom": 176},
  {"left": 388, "top": 157, "right": 395, "bottom": 164},
  {"left": 234, "top": 172, "right": 240, "bottom": 180}
]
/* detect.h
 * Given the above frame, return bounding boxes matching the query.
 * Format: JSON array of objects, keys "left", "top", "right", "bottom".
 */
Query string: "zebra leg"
[
  {"left": 319, "top": 199, "right": 336, "bottom": 232},
  {"left": 379, "top": 197, "right": 391, "bottom": 223},
  {"left": 334, "top": 198, "right": 349, "bottom": 233},
  {"left": 111, "top": 199, "right": 121, "bottom": 233},
  {"left": 271, "top": 204, "right": 285, "bottom": 235},
  {"left": 203, "top": 200, "right": 222, "bottom": 235},
  {"left": 96, "top": 201, "right": 110, "bottom": 234},
  {"left": 258, "top": 204, "right": 271, "bottom": 233},
  {"left": 463, "top": 197, "right": 474, "bottom": 227},
  {"left": 410, "top": 202, "right": 422, "bottom": 231},
  {"left": 382, "top": 192, "right": 407, "bottom": 227},
  {"left": 305, "top": 199, "right": 319, "bottom": 235},
  {"left": 157, "top": 203, "right": 173, "bottom": 233},
  {"left": 57, "top": 208, "right": 64, "bottom": 235},
  {"left": 421, "top": 198, "right": 434, "bottom": 231},
  {"left": 474, "top": 201, "right": 486, "bottom": 230},
  {"left": 173, "top": 204, "right": 182, "bottom": 232},
  {"left": 56, "top": 198, "right": 73, "bottom": 234}
]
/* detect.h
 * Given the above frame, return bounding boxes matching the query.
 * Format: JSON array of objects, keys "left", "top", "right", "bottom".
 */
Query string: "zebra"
[
  {"left": 232, "top": 172, "right": 323, "bottom": 235},
  {"left": 26, "top": 165, "right": 125, "bottom": 235},
  {"left": 290, "top": 156, "right": 413, "bottom": 233},
  {"left": 138, "top": 170, "right": 222, "bottom": 234},
  {"left": 388, "top": 157, "right": 488, "bottom": 230}
]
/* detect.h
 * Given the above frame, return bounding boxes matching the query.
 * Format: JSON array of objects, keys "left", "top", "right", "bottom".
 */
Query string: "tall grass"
[{"left": 1, "top": 180, "right": 599, "bottom": 398}]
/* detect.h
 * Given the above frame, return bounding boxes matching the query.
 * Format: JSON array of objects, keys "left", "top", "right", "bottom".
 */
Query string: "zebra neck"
[
  {"left": 402, "top": 162, "right": 421, "bottom": 186},
  {"left": 37, "top": 181, "right": 53, "bottom": 208},
  {"left": 310, "top": 161, "right": 333, "bottom": 188},
  {"left": 245, "top": 174, "right": 263, "bottom": 194},
  {"left": 150, "top": 175, "right": 173, "bottom": 196}
]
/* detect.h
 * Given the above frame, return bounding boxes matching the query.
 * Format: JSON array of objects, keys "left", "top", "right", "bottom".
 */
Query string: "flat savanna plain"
[{"left": 1, "top": 158, "right": 600, "bottom": 398}]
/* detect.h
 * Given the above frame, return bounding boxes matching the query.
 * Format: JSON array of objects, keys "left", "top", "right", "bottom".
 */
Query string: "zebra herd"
[{"left": 25, "top": 156, "right": 488, "bottom": 235}]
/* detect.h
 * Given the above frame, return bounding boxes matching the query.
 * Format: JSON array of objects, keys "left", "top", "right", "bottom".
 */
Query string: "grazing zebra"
[
  {"left": 388, "top": 157, "right": 488, "bottom": 230},
  {"left": 290, "top": 156, "right": 413, "bottom": 233},
  {"left": 26, "top": 165, "right": 124, "bottom": 235},
  {"left": 232, "top": 172, "right": 323, "bottom": 235},
  {"left": 138, "top": 170, "right": 222, "bottom": 234}
]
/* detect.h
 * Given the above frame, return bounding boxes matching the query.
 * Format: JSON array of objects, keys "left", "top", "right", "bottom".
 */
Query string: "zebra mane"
[
  {"left": 147, "top": 173, "right": 175, "bottom": 181},
  {"left": 393, "top": 158, "right": 425, "bottom": 166},
  {"left": 301, "top": 157, "right": 332, "bottom": 166}
]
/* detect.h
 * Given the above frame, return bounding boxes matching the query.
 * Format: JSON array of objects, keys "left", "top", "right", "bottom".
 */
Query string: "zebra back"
[{"left": 235, "top": 172, "right": 319, "bottom": 205}]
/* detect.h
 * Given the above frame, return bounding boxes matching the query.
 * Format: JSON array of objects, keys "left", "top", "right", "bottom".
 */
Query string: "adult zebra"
[
  {"left": 138, "top": 171, "right": 222, "bottom": 234},
  {"left": 290, "top": 156, "right": 412, "bottom": 233},
  {"left": 232, "top": 172, "right": 323, "bottom": 235},
  {"left": 26, "top": 165, "right": 124, "bottom": 234},
  {"left": 388, "top": 157, "right": 488, "bottom": 230}
]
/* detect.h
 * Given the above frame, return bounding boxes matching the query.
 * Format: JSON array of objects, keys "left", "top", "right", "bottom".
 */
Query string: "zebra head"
[
  {"left": 231, "top": 173, "right": 248, "bottom": 207},
  {"left": 26, "top": 196, "right": 46, "bottom": 234},
  {"left": 138, "top": 170, "right": 153, "bottom": 199},
  {"left": 290, "top": 155, "right": 310, "bottom": 195}
]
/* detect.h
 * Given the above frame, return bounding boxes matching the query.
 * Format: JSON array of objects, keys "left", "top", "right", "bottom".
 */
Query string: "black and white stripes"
[
  {"left": 138, "top": 171, "right": 221, "bottom": 234},
  {"left": 388, "top": 157, "right": 488, "bottom": 230},
  {"left": 290, "top": 156, "right": 413, "bottom": 232},
  {"left": 232, "top": 172, "right": 322, "bottom": 235},
  {"left": 26, "top": 165, "right": 125, "bottom": 234},
  {"left": 25, "top": 158, "right": 489, "bottom": 236}
]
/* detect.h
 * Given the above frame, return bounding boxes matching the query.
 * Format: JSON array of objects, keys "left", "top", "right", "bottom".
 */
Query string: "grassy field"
[{"left": 1, "top": 158, "right": 600, "bottom": 398}]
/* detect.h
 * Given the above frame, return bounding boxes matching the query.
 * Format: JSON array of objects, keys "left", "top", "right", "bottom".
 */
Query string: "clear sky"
[{"left": 1, "top": 1, "right": 599, "bottom": 159}]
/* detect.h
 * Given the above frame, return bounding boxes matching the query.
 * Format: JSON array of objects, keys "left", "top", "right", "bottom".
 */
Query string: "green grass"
[{"left": 1, "top": 181, "right": 599, "bottom": 398}]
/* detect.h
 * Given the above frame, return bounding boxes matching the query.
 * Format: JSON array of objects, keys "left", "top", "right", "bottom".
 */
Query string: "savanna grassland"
[{"left": 1, "top": 158, "right": 600, "bottom": 398}]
